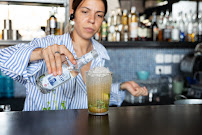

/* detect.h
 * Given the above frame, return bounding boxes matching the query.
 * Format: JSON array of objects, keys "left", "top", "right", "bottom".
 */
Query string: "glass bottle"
[
  {"left": 122, "top": 9, "right": 129, "bottom": 42},
  {"left": 187, "top": 10, "right": 194, "bottom": 42},
  {"left": 49, "top": 7, "right": 57, "bottom": 35},
  {"left": 130, "top": 6, "right": 138, "bottom": 41},
  {"left": 101, "top": 19, "right": 108, "bottom": 41},
  {"left": 163, "top": 10, "right": 172, "bottom": 42},
  {"left": 158, "top": 11, "right": 164, "bottom": 41},
  {"left": 36, "top": 49, "right": 98, "bottom": 94},
  {"left": 198, "top": 11, "right": 202, "bottom": 42},
  {"left": 171, "top": 19, "right": 180, "bottom": 42},
  {"left": 151, "top": 12, "right": 159, "bottom": 41},
  {"left": 178, "top": 12, "right": 185, "bottom": 42}
]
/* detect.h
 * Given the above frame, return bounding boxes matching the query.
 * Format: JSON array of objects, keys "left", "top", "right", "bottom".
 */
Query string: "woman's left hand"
[{"left": 120, "top": 81, "right": 148, "bottom": 96}]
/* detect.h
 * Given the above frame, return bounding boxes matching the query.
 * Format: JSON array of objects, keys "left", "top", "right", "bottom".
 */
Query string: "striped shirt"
[{"left": 0, "top": 33, "right": 125, "bottom": 111}]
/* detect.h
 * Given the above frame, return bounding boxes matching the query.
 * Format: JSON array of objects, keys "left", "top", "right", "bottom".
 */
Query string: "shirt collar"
[
  {"left": 64, "top": 33, "right": 110, "bottom": 61},
  {"left": 91, "top": 38, "right": 110, "bottom": 60}
]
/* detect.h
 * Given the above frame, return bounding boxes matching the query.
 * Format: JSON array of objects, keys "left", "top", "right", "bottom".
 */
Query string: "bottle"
[
  {"left": 198, "top": 11, "right": 202, "bottom": 42},
  {"left": 171, "top": 19, "right": 180, "bottom": 42},
  {"left": 101, "top": 18, "right": 108, "bottom": 41},
  {"left": 49, "top": 7, "right": 57, "bottom": 35},
  {"left": 151, "top": 12, "right": 159, "bottom": 41},
  {"left": 109, "top": 10, "right": 116, "bottom": 41},
  {"left": 36, "top": 49, "right": 98, "bottom": 94},
  {"left": 130, "top": 6, "right": 138, "bottom": 41},
  {"left": 121, "top": 9, "right": 129, "bottom": 42},
  {"left": 158, "top": 11, "right": 164, "bottom": 41},
  {"left": 187, "top": 10, "right": 193, "bottom": 42},
  {"left": 178, "top": 12, "right": 185, "bottom": 42},
  {"left": 163, "top": 10, "right": 172, "bottom": 42}
]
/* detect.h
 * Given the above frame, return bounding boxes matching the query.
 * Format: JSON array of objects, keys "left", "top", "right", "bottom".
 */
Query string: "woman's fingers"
[
  {"left": 42, "top": 44, "right": 76, "bottom": 76},
  {"left": 122, "top": 81, "right": 148, "bottom": 97},
  {"left": 52, "top": 45, "right": 62, "bottom": 75},
  {"left": 42, "top": 47, "right": 52, "bottom": 74},
  {"left": 59, "top": 45, "right": 76, "bottom": 65}
]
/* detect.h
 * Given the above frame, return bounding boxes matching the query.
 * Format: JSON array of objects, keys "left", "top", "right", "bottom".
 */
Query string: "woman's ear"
[
  {"left": 70, "top": 9, "right": 75, "bottom": 20},
  {"left": 70, "top": 9, "right": 74, "bottom": 15}
]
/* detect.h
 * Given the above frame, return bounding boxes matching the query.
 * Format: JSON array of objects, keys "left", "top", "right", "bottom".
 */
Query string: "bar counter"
[{"left": 0, "top": 105, "right": 201, "bottom": 135}]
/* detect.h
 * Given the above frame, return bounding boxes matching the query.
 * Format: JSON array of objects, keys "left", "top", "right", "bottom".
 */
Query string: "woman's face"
[{"left": 73, "top": 0, "right": 105, "bottom": 40}]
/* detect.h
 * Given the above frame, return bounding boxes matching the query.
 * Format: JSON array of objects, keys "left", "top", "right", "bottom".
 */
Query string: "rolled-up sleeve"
[
  {"left": 109, "top": 83, "right": 125, "bottom": 106},
  {"left": 0, "top": 36, "right": 56, "bottom": 84}
]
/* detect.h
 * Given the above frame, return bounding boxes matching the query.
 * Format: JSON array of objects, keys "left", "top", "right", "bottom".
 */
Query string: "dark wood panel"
[{"left": 0, "top": 105, "right": 201, "bottom": 135}]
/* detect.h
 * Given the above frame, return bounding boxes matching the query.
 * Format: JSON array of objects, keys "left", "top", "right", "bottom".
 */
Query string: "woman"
[{"left": 0, "top": 0, "right": 148, "bottom": 111}]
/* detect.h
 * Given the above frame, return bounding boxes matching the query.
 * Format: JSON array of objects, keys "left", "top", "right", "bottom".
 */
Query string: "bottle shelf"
[
  {"left": 0, "top": 0, "right": 67, "bottom": 6},
  {"left": 0, "top": 40, "right": 198, "bottom": 49}
]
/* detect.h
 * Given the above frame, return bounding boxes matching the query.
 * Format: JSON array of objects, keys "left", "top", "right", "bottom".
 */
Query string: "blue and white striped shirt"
[{"left": 0, "top": 33, "right": 125, "bottom": 111}]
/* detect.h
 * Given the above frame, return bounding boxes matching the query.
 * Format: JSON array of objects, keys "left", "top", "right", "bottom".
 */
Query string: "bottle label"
[
  {"left": 138, "top": 27, "right": 142, "bottom": 37},
  {"left": 39, "top": 65, "right": 72, "bottom": 90},
  {"left": 147, "top": 28, "right": 152, "bottom": 38},
  {"left": 50, "top": 17, "right": 56, "bottom": 28},
  {"left": 142, "top": 28, "right": 147, "bottom": 38},
  {"left": 172, "top": 29, "right": 180, "bottom": 41},
  {"left": 116, "top": 32, "right": 121, "bottom": 41},
  {"left": 130, "top": 22, "right": 138, "bottom": 38}
]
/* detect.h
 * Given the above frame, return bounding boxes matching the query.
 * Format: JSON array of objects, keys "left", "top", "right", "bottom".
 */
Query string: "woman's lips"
[{"left": 84, "top": 27, "right": 94, "bottom": 33}]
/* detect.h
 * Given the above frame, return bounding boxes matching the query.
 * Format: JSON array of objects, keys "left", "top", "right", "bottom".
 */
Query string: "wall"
[{"left": 105, "top": 47, "right": 194, "bottom": 83}]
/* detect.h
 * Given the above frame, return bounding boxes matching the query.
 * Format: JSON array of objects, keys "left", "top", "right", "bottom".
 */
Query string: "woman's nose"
[{"left": 88, "top": 13, "right": 95, "bottom": 24}]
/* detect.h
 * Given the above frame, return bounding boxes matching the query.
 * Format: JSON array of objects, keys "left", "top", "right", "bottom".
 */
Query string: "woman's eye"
[
  {"left": 97, "top": 15, "right": 103, "bottom": 18},
  {"left": 82, "top": 11, "right": 87, "bottom": 14}
]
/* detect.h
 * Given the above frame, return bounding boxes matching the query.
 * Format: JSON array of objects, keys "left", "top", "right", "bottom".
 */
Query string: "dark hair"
[{"left": 72, "top": 0, "right": 108, "bottom": 16}]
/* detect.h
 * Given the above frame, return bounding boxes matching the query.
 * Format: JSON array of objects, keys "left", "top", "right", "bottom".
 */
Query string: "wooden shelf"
[{"left": 0, "top": 40, "right": 198, "bottom": 49}]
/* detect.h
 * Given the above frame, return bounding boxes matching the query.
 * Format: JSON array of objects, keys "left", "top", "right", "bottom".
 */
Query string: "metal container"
[
  {"left": 174, "top": 95, "right": 202, "bottom": 105},
  {"left": 4, "top": 19, "right": 12, "bottom": 30},
  {"left": 2, "top": 29, "right": 12, "bottom": 40}
]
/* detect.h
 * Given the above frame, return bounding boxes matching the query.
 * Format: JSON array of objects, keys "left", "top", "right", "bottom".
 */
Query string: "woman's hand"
[
  {"left": 30, "top": 44, "right": 76, "bottom": 76},
  {"left": 41, "top": 44, "right": 76, "bottom": 76},
  {"left": 120, "top": 81, "right": 148, "bottom": 97}
]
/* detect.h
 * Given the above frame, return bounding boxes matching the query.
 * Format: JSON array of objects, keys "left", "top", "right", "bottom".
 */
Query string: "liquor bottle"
[
  {"left": 183, "top": 13, "right": 188, "bottom": 40},
  {"left": 141, "top": 15, "right": 147, "bottom": 41},
  {"left": 122, "top": 9, "right": 129, "bottom": 42},
  {"left": 146, "top": 22, "right": 152, "bottom": 41},
  {"left": 107, "top": 15, "right": 112, "bottom": 42},
  {"left": 130, "top": 6, "right": 138, "bottom": 41},
  {"left": 187, "top": 10, "right": 194, "bottom": 42},
  {"left": 192, "top": 13, "right": 198, "bottom": 42},
  {"left": 101, "top": 19, "right": 108, "bottom": 41},
  {"left": 49, "top": 7, "right": 57, "bottom": 35},
  {"left": 151, "top": 12, "right": 159, "bottom": 41},
  {"left": 178, "top": 12, "right": 185, "bottom": 42},
  {"left": 116, "top": 8, "right": 122, "bottom": 33},
  {"left": 158, "top": 11, "right": 164, "bottom": 41},
  {"left": 109, "top": 10, "right": 116, "bottom": 41},
  {"left": 36, "top": 49, "right": 98, "bottom": 94},
  {"left": 115, "top": 8, "right": 122, "bottom": 41},
  {"left": 198, "top": 12, "right": 202, "bottom": 42},
  {"left": 138, "top": 15, "right": 146, "bottom": 41},
  {"left": 171, "top": 19, "right": 180, "bottom": 42},
  {"left": 163, "top": 10, "right": 172, "bottom": 42}
]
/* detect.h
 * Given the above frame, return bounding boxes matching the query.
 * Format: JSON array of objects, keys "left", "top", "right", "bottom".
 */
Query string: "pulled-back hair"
[{"left": 72, "top": 0, "right": 108, "bottom": 15}]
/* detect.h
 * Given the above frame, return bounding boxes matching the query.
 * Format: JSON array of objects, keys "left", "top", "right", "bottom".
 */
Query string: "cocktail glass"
[{"left": 86, "top": 72, "right": 112, "bottom": 115}]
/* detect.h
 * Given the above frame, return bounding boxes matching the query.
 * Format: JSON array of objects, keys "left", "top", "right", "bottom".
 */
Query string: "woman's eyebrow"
[{"left": 81, "top": 7, "right": 105, "bottom": 14}]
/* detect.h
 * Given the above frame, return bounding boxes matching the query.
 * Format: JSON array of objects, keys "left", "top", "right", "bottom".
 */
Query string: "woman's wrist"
[
  {"left": 29, "top": 48, "right": 44, "bottom": 62},
  {"left": 119, "top": 82, "right": 125, "bottom": 91}
]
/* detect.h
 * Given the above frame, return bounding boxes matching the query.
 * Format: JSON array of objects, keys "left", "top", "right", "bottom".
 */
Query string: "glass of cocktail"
[{"left": 86, "top": 67, "right": 112, "bottom": 115}]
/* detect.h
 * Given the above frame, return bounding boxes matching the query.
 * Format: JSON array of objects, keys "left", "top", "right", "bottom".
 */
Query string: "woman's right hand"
[{"left": 41, "top": 44, "right": 76, "bottom": 76}]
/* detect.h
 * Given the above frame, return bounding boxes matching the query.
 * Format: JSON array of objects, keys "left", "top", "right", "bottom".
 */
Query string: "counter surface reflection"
[{"left": 0, "top": 105, "right": 201, "bottom": 135}]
